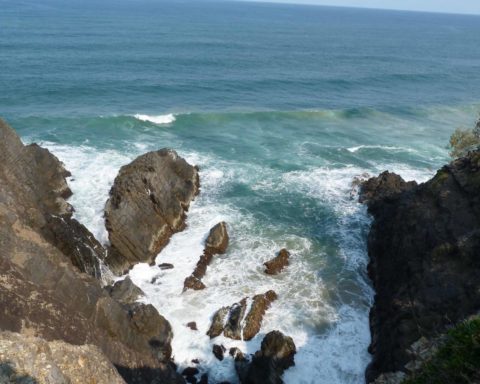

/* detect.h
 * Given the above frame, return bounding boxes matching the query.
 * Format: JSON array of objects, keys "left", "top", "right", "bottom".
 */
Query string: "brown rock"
[
  {"left": 212, "top": 344, "right": 226, "bottom": 361},
  {"left": 0, "top": 120, "right": 183, "bottom": 384},
  {"left": 235, "top": 331, "right": 296, "bottom": 384},
  {"left": 159, "top": 263, "right": 175, "bottom": 270},
  {"left": 243, "top": 290, "right": 278, "bottom": 341},
  {"left": 183, "top": 222, "right": 229, "bottom": 291},
  {"left": 106, "top": 276, "right": 144, "bottom": 305},
  {"left": 264, "top": 249, "right": 290, "bottom": 275},
  {"left": 0, "top": 331, "right": 126, "bottom": 384},
  {"left": 105, "top": 149, "right": 200, "bottom": 274},
  {"left": 207, "top": 292, "right": 277, "bottom": 341},
  {"left": 186, "top": 322, "right": 198, "bottom": 331}
]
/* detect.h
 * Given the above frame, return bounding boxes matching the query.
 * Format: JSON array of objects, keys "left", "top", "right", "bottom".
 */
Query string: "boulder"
[
  {"left": 212, "top": 344, "right": 226, "bottom": 361},
  {"left": 183, "top": 222, "right": 229, "bottom": 291},
  {"left": 361, "top": 151, "right": 480, "bottom": 382},
  {"left": 107, "top": 276, "right": 145, "bottom": 305},
  {"left": 0, "top": 331, "right": 126, "bottom": 384},
  {"left": 264, "top": 249, "right": 290, "bottom": 275},
  {"left": 207, "top": 291, "right": 277, "bottom": 341},
  {"left": 186, "top": 322, "right": 198, "bottom": 331},
  {"left": 235, "top": 331, "right": 296, "bottom": 384},
  {"left": 105, "top": 149, "right": 200, "bottom": 274}
]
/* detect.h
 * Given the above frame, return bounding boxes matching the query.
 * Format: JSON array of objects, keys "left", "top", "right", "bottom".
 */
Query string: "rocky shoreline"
[
  {"left": 359, "top": 151, "right": 480, "bottom": 383},
  {"left": 0, "top": 119, "right": 296, "bottom": 384}
]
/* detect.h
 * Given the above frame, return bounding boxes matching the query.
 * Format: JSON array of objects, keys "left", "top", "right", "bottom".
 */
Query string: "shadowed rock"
[
  {"left": 264, "top": 249, "right": 290, "bottom": 275},
  {"left": 184, "top": 222, "right": 229, "bottom": 291},
  {"left": 212, "top": 344, "right": 226, "bottom": 361},
  {"left": 207, "top": 291, "right": 277, "bottom": 341},
  {"left": 235, "top": 331, "right": 296, "bottom": 384},
  {"left": 105, "top": 149, "right": 200, "bottom": 275},
  {"left": 360, "top": 151, "right": 480, "bottom": 382}
]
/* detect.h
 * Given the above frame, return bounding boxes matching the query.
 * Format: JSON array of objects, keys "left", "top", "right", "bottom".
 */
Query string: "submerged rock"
[
  {"left": 184, "top": 222, "right": 229, "bottom": 291},
  {"left": 361, "top": 151, "right": 480, "bottom": 382},
  {"left": 264, "top": 249, "right": 290, "bottom": 275},
  {"left": 105, "top": 149, "right": 200, "bottom": 274},
  {"left": 207, "top": 291, "right": 277, "bottom": 341},
  {"left": 235, "top": 331, "right": 296, "bottom": 384},
  {"left": 0, "top": 331, "right": 126, "bottom": 384}
]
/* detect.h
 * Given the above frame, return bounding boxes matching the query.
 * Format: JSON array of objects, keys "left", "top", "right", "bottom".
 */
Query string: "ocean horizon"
[{"left": 2, "top": 1, "right": 480, "bottom": 382}]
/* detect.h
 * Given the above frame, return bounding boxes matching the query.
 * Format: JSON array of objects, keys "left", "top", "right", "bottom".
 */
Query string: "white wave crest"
[{"left": 134, "top": 113, "right": 176, "bottom": 125}]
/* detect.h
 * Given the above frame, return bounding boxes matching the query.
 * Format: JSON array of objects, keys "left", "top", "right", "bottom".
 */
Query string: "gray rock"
[{"left": 105, "top": 149, "right": 200, "bottom": 275}]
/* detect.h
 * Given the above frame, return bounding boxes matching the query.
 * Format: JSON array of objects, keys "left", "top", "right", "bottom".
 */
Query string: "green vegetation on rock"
[
  {"left": 449, "top": 117, "right": 480, "bottom": 158},
  {"left": 402, "top": 317, "right": 480, "bottom": 384}
]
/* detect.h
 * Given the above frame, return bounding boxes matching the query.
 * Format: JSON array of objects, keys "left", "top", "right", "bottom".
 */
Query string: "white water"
[
  {"left": 133, "top": 113, "right": 177, "bottom": 125},
  {"left": 39, "top": 140, "right": 437, "bottom": 384}
]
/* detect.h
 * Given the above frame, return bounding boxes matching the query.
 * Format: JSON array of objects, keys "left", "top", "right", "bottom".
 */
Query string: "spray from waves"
[
  {"left": 133, "top": 113, "right": 176, "bottom": 125},
  {"left": 37, "top": 132, "right": 440, "bottom": 384}
]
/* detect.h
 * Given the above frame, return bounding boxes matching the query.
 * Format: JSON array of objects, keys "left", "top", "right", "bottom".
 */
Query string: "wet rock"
[
  {"left": 207, "top": 307, "right": 230, "bottom": 338},
  {"left": 243, "top": 291, "right": 278, "bottom": 341},
  {"left": 106, "top": 276, "right": 144, "bottom": 305},
  {"left": 207, "top": 292, "right": 277, "bottom": 341},
  {"left": 184, "top": 222, "right": 229, "bottom": 291},
  {"left": 191, "top": 359, "right": 200, "bottom": 364},
  {"left": 235, "top": 331, "right": 296, "bottom": 384},
  {"left": 184, "top": 275, "right": 207, "bottom": 291},
  {"left": 182, "top": 367, "right": 199, "bottom": 377},
  {"left": 0, "top": 331, "right": 126, "bottom": 384},
  {"left": 264, "top": 249, "right": 290, "bottom": 275},
  {"left": 199, "top": 373, "right": 209, "bottom": 384},
  {"left": 205, "top": 221, "right": 229, "bottom": 254},
  {"left": 186, "top": 322, "right": 198, "bottom": 331},
  {"left": 159, "top": 263, "right": 175, "bottom": 270},
  {"left": 105, "top": 149, "right": 200, "bottom": 274},
  {"left": 213, "top": 344, "right": 226, "bottom": 361},
  {"left": 229, "top": 347, "right": 246, "bottom": 361},
  {"left": 361, "top": 151, "right": 480, "bottom": 382}
]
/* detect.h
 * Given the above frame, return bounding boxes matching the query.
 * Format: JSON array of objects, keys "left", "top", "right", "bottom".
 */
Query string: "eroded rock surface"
[
  {"left": 360, "top": 151, "right": 480, "bottom": 382},
  {"left": 207, "top": 291, "right": 277, "bottom": 341},
  {"left": 105, "top": 149, "right": 200, "bottom": 274},
  {"left": 107, "top": 276, "right": 145, "bottom": 305},
  {"left": 235, "top": 331, "right": 296, "bottom": 384},
  {"left": 264, "top": 249, "right": 290, "bottom": 275},
  {"left": 184, "top": 222, "right": 229, "bottom": 291},
  {"left": 0, "top": 331, "right": 126, "bottom": 384},
  {"left": 0, "top": 119, "right": 184, "bottom": 384}
]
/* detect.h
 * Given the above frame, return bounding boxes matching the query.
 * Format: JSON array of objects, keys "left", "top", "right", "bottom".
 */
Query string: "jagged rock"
[
  {"left": 229, "top": 347, "right": 245, "bottom": 361},
  {"left": 0, "top": 331, "right": 126, "bottom": 384},
  {"left": 264, "top": 249, "right": 290, "bottom": 275},
  {"left": 186, "top": 322, "right": 198, "bottom": 331},
  {"left": 207, "top": 291, "right": 277, "bottom": 340},
  {"left": 243, "top": 291, "right": 278, "bottom": 341},
  {"left": 184, "top": 222, "right": 229, "bottom": 291},
  {"left": 105, "top": 149, "right": 200, "bottom": 274},
  {"left": 359, "top": 171, "right": 416, "bottom": 207},
  {"left": 212, "top": 344, "right": 226, "bottom": 361},
  {"left": 361, "top": 151, "right": 480, "bottom": 382},
  {"left": 0, "top": 120, "right": 184, "bottom": 384},
  {"left": 106, "top": 276, "right": 145, "bottom": 305},
  {"left": 42, "top": 214, "right": 107, "bottom": 279},
  {"left": 207, "top": 307, "right": 230, "bottom": 338},
  {"left": 235, "top": 331, "right": 296, "bottom": 384}
]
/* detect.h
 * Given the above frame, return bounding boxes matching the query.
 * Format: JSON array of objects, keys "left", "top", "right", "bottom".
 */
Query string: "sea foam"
[{"left": 134, "top": 113, "right": 176, "bottom": 125}]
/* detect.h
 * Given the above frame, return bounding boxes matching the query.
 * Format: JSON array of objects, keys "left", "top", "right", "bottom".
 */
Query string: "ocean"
[{"left": 2, "top": 1, "right": 480, "bottom": 382}]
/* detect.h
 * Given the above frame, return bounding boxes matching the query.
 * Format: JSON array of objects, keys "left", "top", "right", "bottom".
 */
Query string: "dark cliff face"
[
  {"left": 0, "top": 119, "right": 184, "bottom": 384},
  {"left": 360, "top": 151, "right": 480, "bottom": 382}
]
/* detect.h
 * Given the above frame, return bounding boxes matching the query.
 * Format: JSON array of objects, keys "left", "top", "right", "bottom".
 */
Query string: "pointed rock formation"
[{"left": 264, "top": 249, "right": 290, "bottom": 275}]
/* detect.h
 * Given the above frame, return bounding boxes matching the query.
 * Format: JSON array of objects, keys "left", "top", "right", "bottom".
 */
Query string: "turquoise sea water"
[{"left": 2, "top": 1, "right": 480, "bottom": 383}]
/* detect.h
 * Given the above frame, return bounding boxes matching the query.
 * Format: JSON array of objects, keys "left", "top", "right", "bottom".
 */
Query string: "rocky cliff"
[
  {"left": 360, "top": 151, "right": 480, "bottom": 382},
  {"left": 0, "top": 119, "right": 184, "bottom": 384}
]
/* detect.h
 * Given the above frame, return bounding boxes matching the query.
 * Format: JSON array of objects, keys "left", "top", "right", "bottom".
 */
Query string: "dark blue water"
[{"left": 2, "top": 1, "right": 480, "bottom": 383}]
